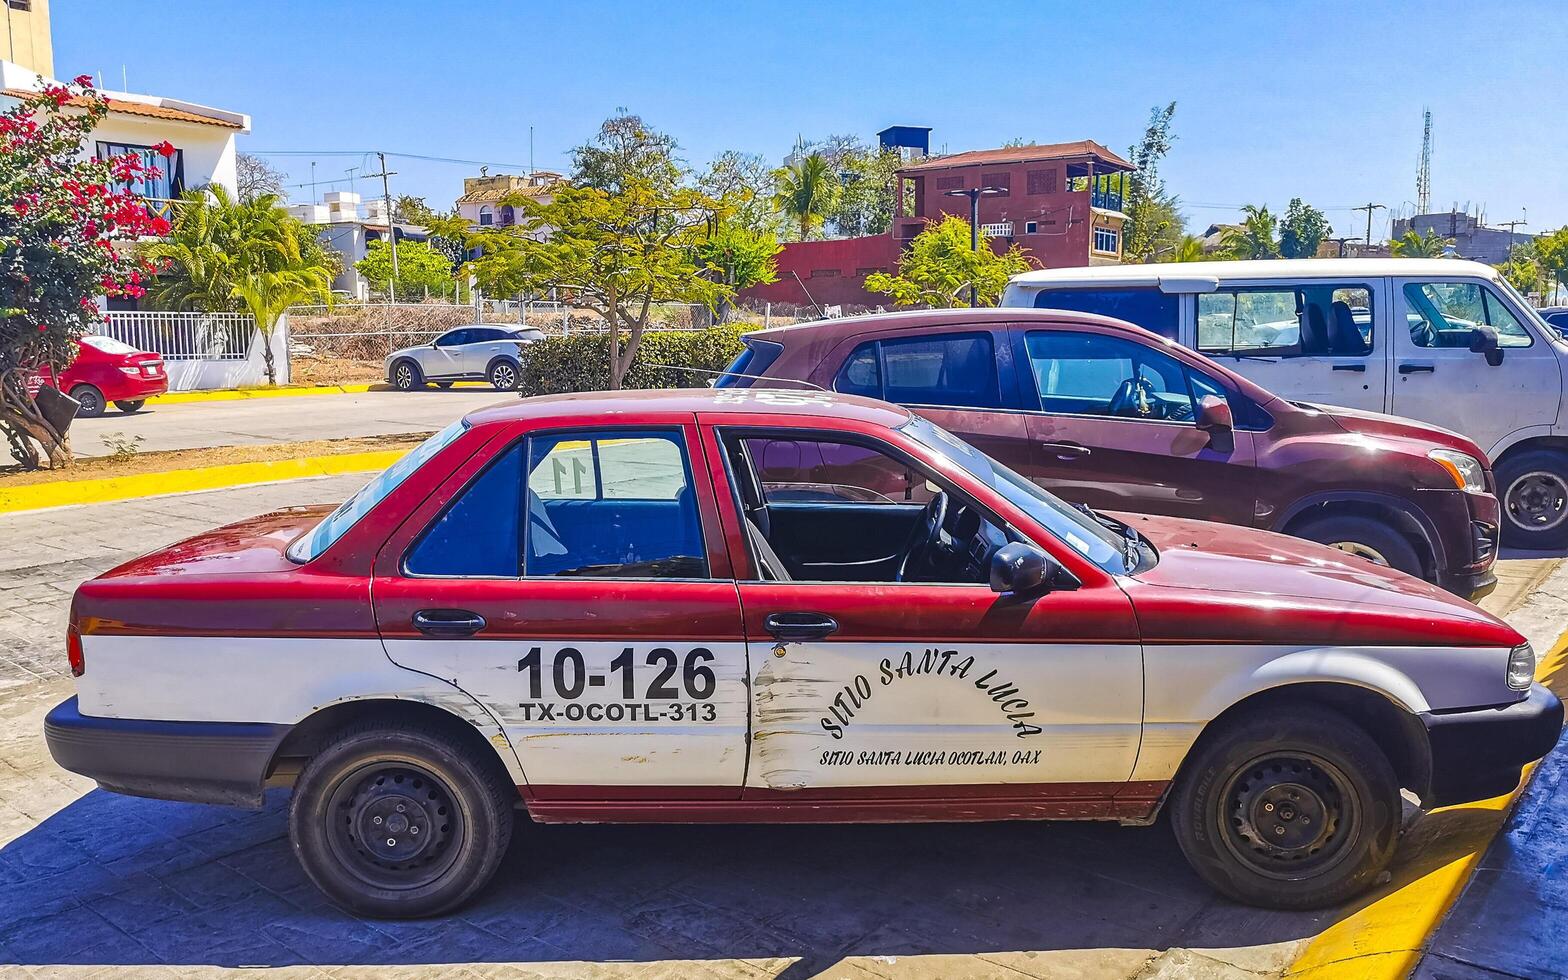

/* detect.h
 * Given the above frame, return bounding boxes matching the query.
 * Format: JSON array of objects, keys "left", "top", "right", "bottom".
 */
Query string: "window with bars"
[
  {"left": 934, "top": 175, "right": 964, "bottom": 190},
  {"left": 981, "top": 172, "right": 1010, "bottom": 196},
  {"left": 1027, "top": 169, "right": 1057, "bottom": 195}
]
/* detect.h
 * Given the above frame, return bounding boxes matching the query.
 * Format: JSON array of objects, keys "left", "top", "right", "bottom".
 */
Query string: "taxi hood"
[
  {"left": 1117, "top": 512, "right": 1521, "bottom": 647},
  {"left": 1294, "top": 401, "right": 1488, "bottom": 461}
]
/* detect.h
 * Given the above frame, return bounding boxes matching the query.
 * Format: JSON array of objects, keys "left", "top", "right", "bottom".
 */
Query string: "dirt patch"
[
  {"left": 0, "top": 432, "right": 428, "bottom": 487},
  {"left": 290, "top": 356, "right": 388, "bottom": 386}
]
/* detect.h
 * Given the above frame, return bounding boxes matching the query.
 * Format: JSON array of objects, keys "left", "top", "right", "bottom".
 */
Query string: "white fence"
[{"left": 101, "top": 311, "right": 289, "bottom": 390}]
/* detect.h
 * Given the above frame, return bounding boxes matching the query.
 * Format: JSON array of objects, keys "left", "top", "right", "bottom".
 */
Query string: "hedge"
[{"left": 518, "top": 326, "right": 749, "bottom": 396}]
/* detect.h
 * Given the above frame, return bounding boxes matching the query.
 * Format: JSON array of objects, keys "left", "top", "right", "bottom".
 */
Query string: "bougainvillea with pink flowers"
[{"left": 0, "top": 76, "right": 170, "bottom": 468}]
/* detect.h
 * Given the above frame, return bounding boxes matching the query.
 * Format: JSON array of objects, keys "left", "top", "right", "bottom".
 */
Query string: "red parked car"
[
  {"left": 721, "top": 309, "right": 1500, "bottom": 600},
  {"left": 35, "top": 335, "right": 168, "bottom": 418}
]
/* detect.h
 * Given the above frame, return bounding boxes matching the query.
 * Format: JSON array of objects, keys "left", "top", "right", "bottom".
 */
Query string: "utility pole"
[
  {"left": 1353, "top": 203, "right": 1387, "bottom": 252},
  {"left": 1501, "top": 212, "right": 1528, "bottom": 267},
  {"left": 1324, "top": 236, "right": 1362, "bottom": 258},
  {"left": 367, "top": 152, "right": 400, "bottom": 302}
]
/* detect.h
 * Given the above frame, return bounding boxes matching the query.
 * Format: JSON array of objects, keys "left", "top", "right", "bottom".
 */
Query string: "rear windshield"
[
  {"left": 715, "top": 339, "right": 784, "bottom": 388},
  {"left": 81, "top": 335, "right": 141, "bottom": 355},
  {"left": 1033, "top": 287, "right": 1178, "bottom": 338},
  {"left": 286, "top": 419, "right": 468, "bottom": 563}
]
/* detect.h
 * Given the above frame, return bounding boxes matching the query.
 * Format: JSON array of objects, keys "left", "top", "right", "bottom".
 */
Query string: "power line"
[{"left": 248, "top": 148, "right": 539, "bottom": 170}]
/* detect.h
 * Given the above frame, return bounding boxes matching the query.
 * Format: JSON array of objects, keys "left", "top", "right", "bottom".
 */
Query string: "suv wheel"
[
  {"left": 288, "top": 721, "right": 515, "bottom": 918},
  {"left": 1496, "top": 449, "right": 1568, "bottom": 549},
  {"left": 1295, "top": 514, "right": 1422, "bottom": 579},
  {"left": 487, "top": 359, "right": 519, "bottom": 391},
  {"left": 391, "top": 360, "right": 423, "bottom": 391},
  {"left": 70, "top": 384, "right": 105, "bottom": 418},
  {"left": 1171, "top": 705, "right": 1400, "bottom": 909}
]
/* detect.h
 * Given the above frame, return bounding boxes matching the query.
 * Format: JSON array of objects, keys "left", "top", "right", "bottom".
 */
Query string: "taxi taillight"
[{"left": 66, "top": 625, "right": 84, "bottom": 677}]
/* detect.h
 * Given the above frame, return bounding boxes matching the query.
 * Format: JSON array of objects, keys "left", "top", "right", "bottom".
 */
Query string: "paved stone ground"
[{"left": 0, "top": 480, "right": 1563, "bottom": 979}]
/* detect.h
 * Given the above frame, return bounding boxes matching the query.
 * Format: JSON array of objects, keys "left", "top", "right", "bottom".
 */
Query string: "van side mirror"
[
  {"left": 989, "top": 542, "right": 1070, "bottom": 597},
  {"left": 1469, "top": 325, "right": 1504, "bottom": 366},
  {"left": 1195, "top": 394, "right": 1235, "bottom": 451}
]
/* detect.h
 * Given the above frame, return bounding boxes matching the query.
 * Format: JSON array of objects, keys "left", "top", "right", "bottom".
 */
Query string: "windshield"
[
  {"left": 286, "top": 419, "right": 468, "bottom": 563},
  {"left": 900, "top": 415, "right": 1128, "bottom": 574},
  {"left": 1494, "top": 277, "right": 1559, "bottom": 340}
]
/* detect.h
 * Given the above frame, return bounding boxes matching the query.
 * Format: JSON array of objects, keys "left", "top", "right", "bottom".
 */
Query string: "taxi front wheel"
[
  {"left": 1171, "top": 705, "right": 1400, "bottom": 910},
  {"left": 288, "top": 721, "right": 515, "bottom": 918}
]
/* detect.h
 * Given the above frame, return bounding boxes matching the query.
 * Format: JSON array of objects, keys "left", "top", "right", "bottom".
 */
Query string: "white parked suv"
[
  {"left": 385, "top": 324, "right": 544, "bottom": 391},
  {"left": 1004, "top": 259, "right": 1568, "bottom": 549}
]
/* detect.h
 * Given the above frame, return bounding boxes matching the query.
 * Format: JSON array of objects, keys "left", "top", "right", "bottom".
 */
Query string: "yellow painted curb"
[
  {"left": 0, "top": 449, "right": 408, "bottom": 513},
  {"left": 147, "top": 381, "right": 491, "bottom": 405},
  {"left": 1283, "top": 634, "right": 1568, "bottom": 979}
]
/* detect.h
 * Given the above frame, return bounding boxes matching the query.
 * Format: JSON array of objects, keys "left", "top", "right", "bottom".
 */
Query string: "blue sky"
[{"left": 54, "top": 1, "right": 1568, "bottom": 238}]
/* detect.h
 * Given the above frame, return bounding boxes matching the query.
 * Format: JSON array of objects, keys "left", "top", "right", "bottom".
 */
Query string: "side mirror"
[
  {"left": 1469, "top": 325, "right": 1504, "bottom": 366},
  {"left": 989, "top": 541, "right": 1064, "bottom": 597},
  {"left": 1195, "top": 394, "right": 1235, "bottom": 451}
]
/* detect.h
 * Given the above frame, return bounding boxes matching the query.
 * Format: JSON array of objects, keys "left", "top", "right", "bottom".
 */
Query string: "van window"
[
  {"left": 1198, "top": 285, "right": 1374, "bottom": 357},
  {"left": 831, "top": 333, "right": 1000, "bottom": 409},
  {"left": 1404, "top": 282, "right": 1534, "bottom": 349},
  {"left": 1032, "top": 287, "right": 1178, "bottom": 336}
]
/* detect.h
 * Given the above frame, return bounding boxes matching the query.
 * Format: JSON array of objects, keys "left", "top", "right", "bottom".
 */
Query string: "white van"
[{"left": 1002, "top": 259, "right": 1568, "bottom": 549}]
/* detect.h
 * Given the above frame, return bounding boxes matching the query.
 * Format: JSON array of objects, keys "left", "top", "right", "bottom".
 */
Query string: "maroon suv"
[{"left": 720, "top": 308, "right": 1499, "bottom": 599}]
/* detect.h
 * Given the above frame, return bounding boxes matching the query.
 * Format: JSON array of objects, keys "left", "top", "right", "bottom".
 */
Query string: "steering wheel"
[
  {"left": 1108, "top": 374, "right": 1156, "bottom": 418},
  {"left": 896, "top": 491, "right": 948, "bottom": 583}
]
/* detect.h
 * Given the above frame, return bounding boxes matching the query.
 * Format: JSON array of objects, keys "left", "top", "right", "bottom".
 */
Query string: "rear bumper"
[
  {"left": 44, "top": 696, "right": 290, "bottom": 808},
  {"left": 1421, "top": 683, "right": 1564, "bottom": 807},
  {"left": 107, "top": 375, "right": 169, "bottom": 400}
]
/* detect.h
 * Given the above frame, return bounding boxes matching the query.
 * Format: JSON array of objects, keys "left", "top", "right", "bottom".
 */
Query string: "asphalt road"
[{"left": 25, "top": 387, "right": 509, "bottom": 462}]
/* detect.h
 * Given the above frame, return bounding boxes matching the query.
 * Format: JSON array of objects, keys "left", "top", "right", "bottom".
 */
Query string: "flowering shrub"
[{"left": 0, "top": 76, "right": 169, "bottom": 468}]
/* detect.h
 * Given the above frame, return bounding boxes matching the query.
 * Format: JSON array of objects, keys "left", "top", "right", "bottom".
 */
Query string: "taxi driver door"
[
  {"left": 702, "top": 417, "right": 1147, "bottom": 814},
  {"left": 373, "top": 421, "right": 750, "bottom": 803}
]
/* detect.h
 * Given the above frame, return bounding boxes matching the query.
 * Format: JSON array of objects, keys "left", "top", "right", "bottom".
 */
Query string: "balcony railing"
[
  {"left": 980, "top": 221, "right": 1014, "bottom": 239},
  {"left": 1091, "top": 186, "right": 1125, "bottom": 213}
]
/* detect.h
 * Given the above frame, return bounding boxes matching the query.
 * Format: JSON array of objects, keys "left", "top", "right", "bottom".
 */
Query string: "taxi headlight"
[
  {"left": 1429, "top": 449, "right": 1487, "bottom": 493},
  {"left": 1507, "top": 643, "right": 1536, "bottom": 691}
]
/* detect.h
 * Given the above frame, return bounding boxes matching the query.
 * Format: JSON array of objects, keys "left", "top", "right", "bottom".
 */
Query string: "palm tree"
[
  {"left": 772, "top": 153, "right": 842, "bottom": 242},
  {"left": 1219, "top": 205, "right": 1280, "bottom": 260},
  {"left": 1158, "top": 234, "right": 1206, "bottom": 263},
  {"left": 230, "top": 266, "right": 331, "bottom": 384},
  {"left": 1391, "top": 229, "right": 1453, "bottom": 258}
]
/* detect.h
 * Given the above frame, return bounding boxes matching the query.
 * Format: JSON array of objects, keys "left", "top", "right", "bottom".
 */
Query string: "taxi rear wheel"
[
  {"left": 1171, "top": 705, "right": 1399, "bottom": 910},
  {"left": 288, "top": 722, "right": 514, "bottom": 918}
]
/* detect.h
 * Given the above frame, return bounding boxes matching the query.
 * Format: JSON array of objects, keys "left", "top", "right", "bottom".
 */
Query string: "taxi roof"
[{"left": 462, "top": 386, "right": 913, "bottom": 429}]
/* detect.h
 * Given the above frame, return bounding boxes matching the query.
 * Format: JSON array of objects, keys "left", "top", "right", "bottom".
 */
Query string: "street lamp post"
[{"left": 945, "top": 186, "right": 1004, "bottom": 307}]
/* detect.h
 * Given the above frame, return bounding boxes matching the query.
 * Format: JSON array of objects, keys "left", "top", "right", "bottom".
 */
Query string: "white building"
[{"left": 289, "top": 191, "right": 429, "bottom": 300}]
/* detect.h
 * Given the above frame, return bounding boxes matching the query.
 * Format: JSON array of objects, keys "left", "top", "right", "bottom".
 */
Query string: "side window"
[
  {"left": 834, "top": 342, "right": 881, "bottom": 398},
  {"left": 880, "top": 333, "right": 1000, "bottom": 408},
  {"left": 406, "top": 443, "right": 524, "bottom": 577},
  {"left": 1032, "top": 287, "right": 1179, "bottom": 336},
  {"left": 1404, "top": 282, "right": 1534, "bottom": 349},
  {"left": 524, "top": 430, "right": 707, "bottom": 578},
  {"left": 746, "top": 437, "right": 935, "bottom": 504},
  {"left": 435, "top": 329, "right": 470, "bottom": 348},
  {"left": 1025, "top": 330, "right": 1202, "bottom": 423},
  {"left": 1199, "top": 285, "right": 1374, "bottom": 357}
]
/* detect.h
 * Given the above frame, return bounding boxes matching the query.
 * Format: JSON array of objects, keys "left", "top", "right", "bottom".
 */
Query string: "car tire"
[
  {"left": 1496, "top": 449, "right": 1568, "bottom": 550},
  {"left": 70, "top": 384, "right": 105, "bottom": 418},
  {"left": 1171, "top": 704, "right": 1400, "bottom": 910},
  {"left": 288, "top": 720, "right": 515, "bottom": 919},
  {"left": 487, "top": 358, "right": 520, "bottom": 391},
  {"left": 1294, "top": 514, "right": 1423, "bottom": 579},
  {"left": 391, "top": 359, "right": 424, "bottom": 392},
  {"left": 114, "top": 399, "right": 146, "bottom": 413}
]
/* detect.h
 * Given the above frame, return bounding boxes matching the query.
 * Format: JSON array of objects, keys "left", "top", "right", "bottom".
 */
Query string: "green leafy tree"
[
  {"left": 1278, "top": 198, "right": 1331, "bottom": 258},
  {"left": 773, "top": 153, "right": 842, "bottom": 242},
  {"left": 693, "top": 223, "right": 780, "bottom": 321},
  {"left": 357, "top": 239, "right": 455, "bottom": 299},
  {"left": 1, "top": 77, "right": 171, "bottom": 468},
  {"left": 393, "top": 195, "right": 451, "bottom": 226},
  {"left": 572, "top": 111, "right": 683, "bottom": 195},
  {"left": 145, "top": 186, "right": 334, "bottom": 383},
  {"left": 1390, "top": 228, "right": 1453, "bottom": 258},
  {"left": 1495, "top": 242, "right": 1544, "bottom": 295},
  {"left": 1121, "top": 102, "right": 1186, "bottom": 262},
  {"left": 1220, "top": 205, "right": 1280, "bottom": 259},
  {"left": 829, "top": 147, "right": 901, "bottom": 238},
  {"left": 865, "top": 216, "right": 1031, "bottom": 308},
  {"left": 699, "top": 151, "right": 785, "bottom": 237},
  {"left": 1530, "top": 227, "right": 1568, "bottom": 301},
  {"left": 463, "top": 181, "right": 728, "bottom": 389},
  {"left": 1158, "top": 234, "right": 1207, "bottom": 263}
]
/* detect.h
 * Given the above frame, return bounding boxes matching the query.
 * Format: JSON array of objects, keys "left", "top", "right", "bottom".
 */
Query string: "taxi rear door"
[{"left": 372, "top": 420, "right": 750, "bottom": 803}]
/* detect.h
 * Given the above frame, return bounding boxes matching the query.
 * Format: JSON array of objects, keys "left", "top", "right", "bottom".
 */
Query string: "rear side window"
[
  {"left": 524, "top": 430, "right": 708, "bottom": 578},
  {"left": 1198, "top": 284, "right": 1375, "bottom": 357},
  {"left": 406, "top": 443, "right": 525, "bottom": 576},
  {"left": 831, "top": 333, "right": 1000, "bottom": 409},
  {"left": 715, "top": 339, "right": 784, "bottom": 388},
  {"left": 1032, "top": 287, "right": 1178, "bottom": 337}
]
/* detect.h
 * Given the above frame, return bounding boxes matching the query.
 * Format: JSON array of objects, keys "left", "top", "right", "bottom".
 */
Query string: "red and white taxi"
[{"left": 46, "top": 390, "right": 1563, "bottom": 917}]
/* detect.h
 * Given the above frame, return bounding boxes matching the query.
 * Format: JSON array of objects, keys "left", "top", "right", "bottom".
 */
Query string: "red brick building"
[{"left": 742, "top": 140, "right": 1135, "bottom": 311}]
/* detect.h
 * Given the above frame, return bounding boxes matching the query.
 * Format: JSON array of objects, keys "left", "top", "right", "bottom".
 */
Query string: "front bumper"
[
  {"left": 45, "top": 696, "right": 290, "bottom": 808},
  {"left": 1441, "top": 563, "right": 1498, "bottom": 603},
  {"left": 1421, "top": 683, "right": 1564, "bottom": 807}
]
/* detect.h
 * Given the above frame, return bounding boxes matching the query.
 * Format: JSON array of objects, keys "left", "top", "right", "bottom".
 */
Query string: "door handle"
[
  {"left": 1331, "top": 364, "right": 1367, "bottom": 372},
  {"left": 1398, "top": 363, "right": 1436, "bottom": 374},
  {"left": 412, "top": 608, "right": 487, "bottom": 637},
  {"left": 764, "top": 612, "right": 839, "bottom": 642},
  {"left": 1040, "top": 441, "right": 1091, "bottom": 460}
]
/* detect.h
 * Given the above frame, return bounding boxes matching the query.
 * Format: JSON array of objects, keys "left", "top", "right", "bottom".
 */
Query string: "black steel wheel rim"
[
  {"left": 325, "top": 760, "right": 464, "bottom": 891},
  {"left": 1217, "top": 750, "right": 1359, "bottom": 881},
  {"left": 1507, "top": 471, "right": 1568, "bottom": 531},
  {"left": 78, "top": 390, "right": 101, "bottom": 413}
]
